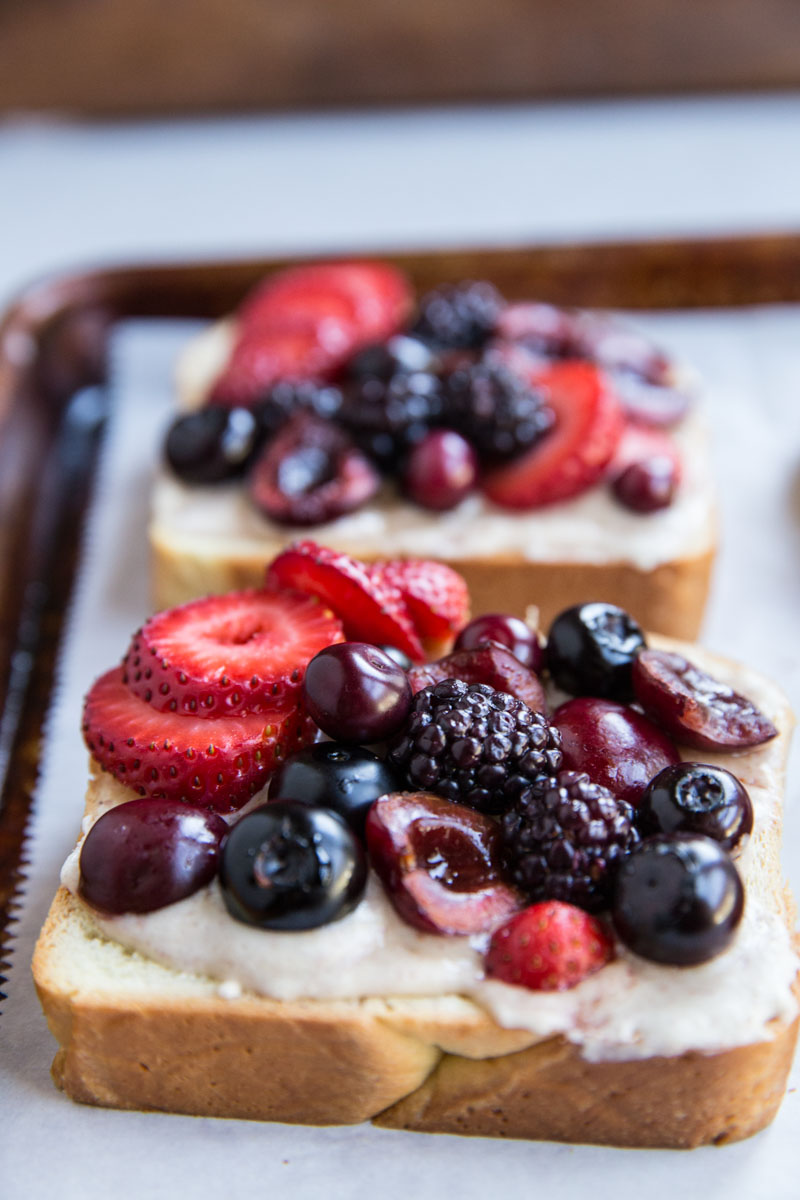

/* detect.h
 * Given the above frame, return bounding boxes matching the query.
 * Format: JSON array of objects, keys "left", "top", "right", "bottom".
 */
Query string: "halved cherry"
[{"left": 407, "top": 642, "right": 546, "bottom": 714}]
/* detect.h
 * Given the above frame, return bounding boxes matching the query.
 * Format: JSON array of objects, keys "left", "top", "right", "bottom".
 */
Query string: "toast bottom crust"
[
  {"left": 150, "top": 537, "right": 715, "bottom": 642},
  {"left": 34, "top": 890, "right": 798, "bottom": 1148}
]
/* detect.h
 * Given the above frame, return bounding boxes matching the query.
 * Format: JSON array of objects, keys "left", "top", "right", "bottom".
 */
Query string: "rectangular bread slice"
[{"left": 32, "top": 642, "right": 797, "bottom": 1147}]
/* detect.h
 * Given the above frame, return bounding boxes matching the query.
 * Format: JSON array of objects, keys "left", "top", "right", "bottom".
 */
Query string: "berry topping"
[
  {"left": 269, "top": 743, "right": 401, "bottom": 836},
  {"left": 346, "top": 334, "right": 437, "bottom": 380},
  {"left": 219, "top": 801, "right": 367, "bottom": 930},
  {"left": 552, "top": 697, "right": 680, "bottom": 808},
  {"left": 605, "top": 370, "right": 691, "bottom": 428},
  {"left": 338, "top": 371, "right": 442, "bottom": 466},
  {"left": 612, "top": 457, "right": 678, "bottom": 513},
  {"left": 481, "top": 362, "right": 624, "bottom": 509},
  {"left": 370, "top": 559, "right": 470, "bottom": 645},
  {"left": 455, "top": 613, "right": 544, "bottom": 673},
  {"left": 443, "top": 361, "right": 555, "bottom": 462},
  {"left": 545, "top": 602, "right": 646, "bottom": 702},
  {"left": 387, "top": 679, "right": 561, "bottom": 814},
  {"left": 254, "top": 379, "right": 343, "bottom": 439},
  {"left": 411, "top": 280, "right": 504, "bottom": 350},
  {"left": 494, "top": 302, "right": 575, "bottom": 358},
  {"left": 210, "top": 325, "right": 343, "bottom": 408},
  {"left": 303, "top": 642, "right": 412, "bottom": 744},
  {"left": 365, "top": 791, "right": 522, "bottom": 935},
  {"left": 485, "top": 900, "right": 614, "bottom": 991},
  {"left": 124, "top": 588, "right": 343, "bottom": 717},
  {"left": 248, "top": 413, "right": 380, "bottom": 526},
  {"left": 83, "top": 667, "right": 314, "bottom": 812},
  {"left": 79, "top": 799, "right": 227, "bottom": 914},
  {"left": 266, "top": 542, "right": 425, "bottom": 662},
  {"left": 612, "top": 834, "right": 744, "bottom": 965},
  {"left": 638, "top": 763, "right": 753, "bottom": 852},
  {"left": 406, "top": 643, "right": 546, "bottom": 714},
  {"left": 164, "top": 406, "right": 260, "bottom": 484},
  {"left": 501, "top": 770, "right": 639, "bottom": 912},
  {"left": 632, "top": 650, "right": 778, "bottom": 751},
  {"left": 402, "top": 429, "right": 478, "bottom": 511},
  {"left": 572, "top": 316, "right": 672, "bottom": 385}
]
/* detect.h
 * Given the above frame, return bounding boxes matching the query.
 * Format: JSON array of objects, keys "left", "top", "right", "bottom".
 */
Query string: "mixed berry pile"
[
  {"left": 164, "top": 262, "right": 689, "bottom": 524},
  {"left": 79, "top": 544, "right": 774, "bottom": 993}
]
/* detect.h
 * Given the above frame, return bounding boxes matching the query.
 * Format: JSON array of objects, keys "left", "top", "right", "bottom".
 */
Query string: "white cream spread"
[
  {"left": 151, "top": 322, "right": 715, "bottom": 571},
  {"left": 61, "top": 647, "right": 798, "bottom": 1063}
]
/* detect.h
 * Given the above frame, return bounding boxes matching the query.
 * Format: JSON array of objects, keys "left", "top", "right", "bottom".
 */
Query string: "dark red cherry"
[
  {"left": 454, "top": 613, "right": 544, "bottom": 673},
  {"left": 552, "top": 697, "right": 680, "bottom": 807},
  {"left": 79, "top": 799, "right": 227, "bottom": 914},
  {"left": 612, "top": 456, "right": 678, "bottom": 512},
  {"left": 612, "top": 833, "right": 744, "bottom": 965},
  {"left": 407, "top": 642, "right": 546, "bottom": 713},
  {"left": 638, "top": 762, "right": 753, "bottom": 851},
  {"left": 249, "top": 412, "right": 379, "bottom": 526},
  {"left": 632, "top": 649, "right": 778, "bottom": 750},
  {"left": 402, "top": 429, "right": 478, "bottom": 511},
  {"left": 605, "top": 370, "right": 691, "bottom": 428},
  {"left": 366, "top": 791, "right": 522, "bottom": 935},
  {"left": 303, "top": 642, "right": 412, "bottom": 743}
]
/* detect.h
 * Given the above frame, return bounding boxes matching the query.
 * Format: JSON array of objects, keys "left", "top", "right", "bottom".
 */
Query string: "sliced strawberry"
[
  {"left": 83, "top": 668, "right": 315, "bottom": 812},
  {"left": 481, "top": 361, "right": 624, "bottom": 509},
  {"left": 369, "top": 560, "right": 470, "bottom": 643},
  {"left": 239, "top": 261, "right": 412, "bottom": 343},
  {"left": 485, "top": 900, "right": 614, "bottom": 991},
  {"left": 265, "top": 541, "right": 425, "bottom": 663},
  {"left": 123, "top": 588, "right": 343, "bottom": 718},
  {"left": 209, "top": 326, "right": 346, "bottom": 408},
  {"left": 608, "top": 421, "right": 683, "bottom": 481}
]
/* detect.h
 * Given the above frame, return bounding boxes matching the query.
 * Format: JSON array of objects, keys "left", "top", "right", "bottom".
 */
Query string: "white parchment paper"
[{"left": 2, "top": 309, "right": 799, "bottom": 1200}]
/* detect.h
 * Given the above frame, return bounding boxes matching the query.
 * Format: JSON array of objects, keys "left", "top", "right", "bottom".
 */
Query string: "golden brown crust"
[{"left": 150, "top": 534, "right": 715, "bottom": 641}]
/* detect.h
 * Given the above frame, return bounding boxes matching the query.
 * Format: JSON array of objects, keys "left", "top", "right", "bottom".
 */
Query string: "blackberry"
[
  {"left": 255, "top": 380, "right": 342, "bottom": 439},
  {"left": 443, "top": 361, "right": 555, "bottom": 461},
  {"left": 338, "top": 371, "right": 443, "bottom": 467},
  {"left": 502, "top": 770, "right": 639, "bottom": 912},
  {"left": 411, "top": 281, "right": 504, "bottom": 350},
  {"left": 387, "top": 679, "right": 562, "bottom": 815}
]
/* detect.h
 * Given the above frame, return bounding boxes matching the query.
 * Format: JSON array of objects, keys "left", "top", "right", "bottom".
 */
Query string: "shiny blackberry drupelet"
[
  {"left": 443, "top": 361, "right": 555, "bottom": 462},
  {"left": 255, "top": 380, "right": 343, "bottom": 438},
  {"left": 337, "top": 371, "right": 443, "bottom": 466},
  {"left": 387, "top": 678, "right": 562, "bottom": 815},
  {"left": 501, "top": 770, "right": 639, "bottom": 913},
  {"left": 411, "top": 280, "right": 504, "bottom": 350}
]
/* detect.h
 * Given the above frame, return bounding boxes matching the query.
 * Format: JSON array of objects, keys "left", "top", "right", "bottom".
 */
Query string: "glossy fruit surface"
[
  {"left": 613, "top": 457, "right": 678, "bottom": 512},
  {"left": 552, "top": 697, "right": 680, "bottom": 808},
  {"left": 411, "top": 280, "right": 503, "bottom": 349},
  {"left": 632, "top": 649, "right": 778, "bottom": 750},
  {"left": 79, "top": 799, "right": 227, "bottom": 914},
  {"left": 269, "top": 742, "right": 400, "bottom": 835},
  {"left": 402, "top": 429, "right": 478, "bottom": 511},
  {"left": 545, "top": 602, "right": 646, "bottom": 701},
  {"left": 303, "top": 642, "right": 412, "bottom": 743},
  {"left": 219, "top": 801, "right": 367, "bottom": 930},
  {"left": 443, "top": 361, "right": 554, "bottom": 462},
  {"left": 164, "top": 406, "right": 260, "bottom": 484},
  {"left": 407, "top": 642, "right": 546, "bottom": 714},
  {"left": 369, "top": 559, "right": 470, "bottom": 645},
  {"left": 454, "top": 613, "right": 543, "bottom": 673},
  {"left": 481, "top": 362, "right": 624, "bottom": 509},
  {"left": 249, "top": 412, "right": 379, "bottom": 526},
  {"left": 266, "top": 541, "right": 424, "bottom": 662},
  {"left": 612, "top": 833, "right": 744, "bottom": 965},
  {"left": 83, "top": 667, "right": 315, "bottom": 812},
  {"left": 366, "top": 791, "right": 521, "bottom": 935},
  {"left": 606, "top": 371, "right": 691, "bottom": 427},
  {"left": 638, "top": 763, "right": 753, "bottom": 851},
  {"left": 339, "top": 370, "right": 442, "bottom": 466},
  {"left": 485, "top": 900, "right": 614, "bottom": 991},
  {"left": 495, "top": 301, "right": 575, "bottom": 357},
  {"left": 124, "top": 588, "right": 343, "bottom": 717}
]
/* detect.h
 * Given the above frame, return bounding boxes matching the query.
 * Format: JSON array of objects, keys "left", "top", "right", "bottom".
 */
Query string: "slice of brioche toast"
[{"left": 32, "top": 641, "right": 798, "bottom": 1147}]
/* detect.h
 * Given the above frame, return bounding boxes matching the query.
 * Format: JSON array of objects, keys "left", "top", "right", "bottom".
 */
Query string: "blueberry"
[
  {"left": 546, "top": 602, "right": 646, "bottom": 701},
  {"left": 164, "top": 406, "right": 259, "bottom": 484},
  {"left": 638, "top": 763, "right": 753, "bottom": 851},
  {"left": 612, "top": 833, "right": 744, "bottom": 965},
  {"left": 219, "top": 802, "right": 367, "bottom": 930},
  {"left": 269, "top": 743, "right": 401, "bottom": 836}
]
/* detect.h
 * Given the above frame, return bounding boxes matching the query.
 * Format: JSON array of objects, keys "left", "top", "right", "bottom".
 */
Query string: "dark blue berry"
[
  {"left": 165, "top": 406, "right": 259, "bottom": 484},
  {"left": 269, "top": 743, "right": 401, "bottom": 836},
  {"left": 546, "top": 602, "right": 646, "bottom": 701},
  {"left": 638, "top": 763, "right": 753, "bottom": 851}
]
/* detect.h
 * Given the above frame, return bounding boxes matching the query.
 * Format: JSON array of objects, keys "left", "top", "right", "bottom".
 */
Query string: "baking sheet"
[{"left": 2, "top": 309, "right": 799, "bottom": 1199}]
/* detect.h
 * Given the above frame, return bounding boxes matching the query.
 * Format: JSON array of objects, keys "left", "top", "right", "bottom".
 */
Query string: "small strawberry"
[
  {"left": 481, "top": 361, "right": 624, "bottom": 509},
  {"left": 123, "top": 588, "right": 343, "bottom": 718},
  {"left": 83, "top": 668, "right": 316, "bottom": 812},
  {"left": 485, "top": 900, "right": 614, "bottom": 991},
  {"left": 265, "top": 541, "right": 425, "bottom": 663},
  {"left": 368, "top": 559, "right": 469, "bottom": 646}
]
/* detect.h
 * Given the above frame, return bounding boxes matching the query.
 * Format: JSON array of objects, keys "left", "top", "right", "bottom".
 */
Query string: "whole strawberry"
[{"left": 485, "top": 900, "right": 614, "bottom": 991}]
